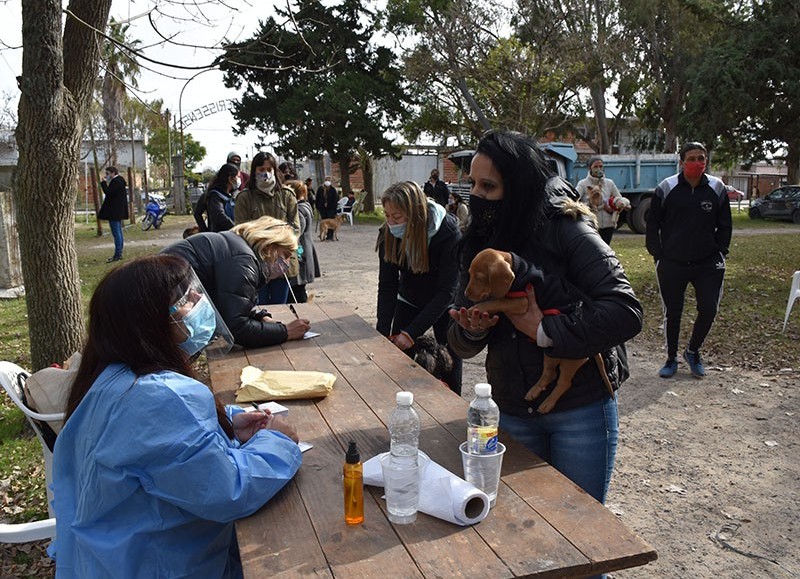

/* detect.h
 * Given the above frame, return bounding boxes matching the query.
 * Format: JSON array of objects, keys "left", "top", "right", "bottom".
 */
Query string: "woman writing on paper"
[
  {"left": 162, "top": 215, "right": 311, "bottom": 347},
  {"left": 52, "top": 254, "right": 302, "bottom": 577}
]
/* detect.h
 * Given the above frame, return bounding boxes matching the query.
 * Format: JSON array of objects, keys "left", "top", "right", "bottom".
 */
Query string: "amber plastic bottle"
[{"left": 343, "top": 441, "right": 364, "bottom": 525}]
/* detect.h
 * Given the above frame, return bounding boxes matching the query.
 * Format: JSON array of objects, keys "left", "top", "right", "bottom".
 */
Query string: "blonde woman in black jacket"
[{"left": 376, "top": 181, "right": 462, "bottom": 393}]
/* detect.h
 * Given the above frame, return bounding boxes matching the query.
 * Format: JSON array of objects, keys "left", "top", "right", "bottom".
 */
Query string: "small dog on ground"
[
  {"left": 318, "top": 215, "right": 344, "bottom": 241},
  {"left": 413, "top": 334, "right": 453, "bottom": 384},
  {"left": 182, "top": 225, "right": 200, "bottom": 239},
  {"left": 465, "top": 247, "right": 615, "bottom": 413}
]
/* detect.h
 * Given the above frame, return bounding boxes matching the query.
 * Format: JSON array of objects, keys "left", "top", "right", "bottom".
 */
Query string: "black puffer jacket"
[
  {"left": 377, "top": 209, "right": 461, "bottom": 339},
  {"left": 448, "top": 177, "right": 642, "bottom": 416},
  {"left": 161, "top": 232, "right": 288, "bottom": 348}
]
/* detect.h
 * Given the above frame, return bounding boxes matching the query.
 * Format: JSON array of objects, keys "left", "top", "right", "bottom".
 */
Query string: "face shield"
[{"left": 169, "top": 269, "right": 234, "bottom": 359}]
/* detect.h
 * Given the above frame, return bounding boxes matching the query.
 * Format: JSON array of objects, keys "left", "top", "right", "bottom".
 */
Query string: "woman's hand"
[
  {"left": 285, "top": 318, "right": 311, "bottom": 340},
  {"left": 390, "top": 331, "right": 414, "bottom": 351},
  {"left": 448, "top": 306, "right": 500, "bottom": 333},
  {"left": 506, "top": 284, "right": 544, "bottom": 340},
  {"left": 232, "top": 410, "right": 270, "bottom": 444},
  {"left": 268, "top": 415, "right": 299, "bottom": 443}
]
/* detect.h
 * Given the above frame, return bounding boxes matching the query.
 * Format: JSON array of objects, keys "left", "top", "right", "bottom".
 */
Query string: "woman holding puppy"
[
  {"left": 576, "top": 156, "right": 623, "bottom": 244},
  {"left": 447, "top": 131, "right": 642, "bottom": 505},
  {"left": 376, "top": 181, "right": 463, "bottom": 394}
]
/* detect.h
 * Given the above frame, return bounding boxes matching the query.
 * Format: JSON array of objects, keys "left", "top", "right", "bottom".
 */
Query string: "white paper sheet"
[{"left": 363, "top": 451, "right": 490, "bottom": 526}]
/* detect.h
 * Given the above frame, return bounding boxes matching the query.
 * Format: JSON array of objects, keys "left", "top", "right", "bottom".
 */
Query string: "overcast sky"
[{"left": 0, "top": 1, "right": 286, "bottom": 172}]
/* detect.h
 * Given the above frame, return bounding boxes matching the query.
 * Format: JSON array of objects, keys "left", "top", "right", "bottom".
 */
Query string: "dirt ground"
[
  {"left": 309, "top": 222, "right": 800, "bottom": 579},
  {"left": 82, "top": 220, "right": 800, "bottom": 577}
]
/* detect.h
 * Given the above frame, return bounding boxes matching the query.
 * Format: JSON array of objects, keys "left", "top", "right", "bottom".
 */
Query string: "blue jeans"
[
  {"left": 258, "top": 276, "right": 289, "bottom": 305},
  {"left": 499, "top": 396, "right": 619, "bottom": 504},
  {"left": 108, "top": 220, "right": 124, "bottom": 258}
]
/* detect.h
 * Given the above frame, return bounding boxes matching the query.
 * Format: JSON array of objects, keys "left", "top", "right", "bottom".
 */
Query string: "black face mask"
[{"left": 469, "top": 195, "right": 503, "bottom": 238}]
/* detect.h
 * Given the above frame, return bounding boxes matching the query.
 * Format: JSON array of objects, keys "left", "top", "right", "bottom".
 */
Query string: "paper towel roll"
[{"left": 363, "top": 451, "right": 490, "bottom": 526}]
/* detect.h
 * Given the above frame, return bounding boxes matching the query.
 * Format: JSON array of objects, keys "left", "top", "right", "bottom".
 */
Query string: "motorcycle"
[{"left": 141, "top": 193, "right": 167, "bottom": 231}]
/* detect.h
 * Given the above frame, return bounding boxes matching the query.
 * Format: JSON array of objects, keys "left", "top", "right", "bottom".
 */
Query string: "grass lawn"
[{"left": 1, "top": 211, "right": 798, "bottom": 528}]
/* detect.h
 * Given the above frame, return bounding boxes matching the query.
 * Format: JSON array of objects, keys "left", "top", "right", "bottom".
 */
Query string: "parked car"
[
  {"left": 725, "top": 185, "right": 745, "bottom": 201},
  {"left": 749, "top": 185, "right": 800, "bottom": 223}
]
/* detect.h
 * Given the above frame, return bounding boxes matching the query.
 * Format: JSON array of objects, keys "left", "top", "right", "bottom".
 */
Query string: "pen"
[{"left": 284, "top": 273, "right": 301, "bottom": 312}]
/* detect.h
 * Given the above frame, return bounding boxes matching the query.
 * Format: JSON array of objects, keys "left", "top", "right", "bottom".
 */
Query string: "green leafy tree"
[
  {"left": 682, "top": 0, "right": 800, "bottom": 183},
  {"left": 514, "top": 0, "right": 634, "bottom": 153},
  {"left": 146, "top": 125, "right": 207, "bottom": 186},
  {"left": 220, "top": 0, "right": 410, "bottom": 193},
  {"left": 101, "top": 18, "right": 141, "bottom": 166},
  {"left": 619, "top": 0, "right": 719, "bottom": 153},
  {"left": 384, "top": 0, "right": 501, "bottom": 143}
]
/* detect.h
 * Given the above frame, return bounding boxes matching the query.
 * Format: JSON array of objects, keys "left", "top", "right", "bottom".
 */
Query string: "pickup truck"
[{"left": 448, "top": 144, "right": 679, "bottom": 233}]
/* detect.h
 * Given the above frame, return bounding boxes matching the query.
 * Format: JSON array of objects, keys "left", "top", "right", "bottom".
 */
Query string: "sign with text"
[{"left": 181, "top": 99, "right": 237, "bottom": 128}]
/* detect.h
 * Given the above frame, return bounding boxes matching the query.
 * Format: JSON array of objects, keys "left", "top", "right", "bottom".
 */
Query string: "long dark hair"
[
  {"left": 66, "top": 255, "right": 234, "bottom": 438},
  {"left": 208, "top": 163, "right": 239, "bottom": 194},
  {"left": 246, "top": 151, "right": 283, "bottom": 191},
  {"left": 469, "top": 130, "right": 554, "bottom": 252}
]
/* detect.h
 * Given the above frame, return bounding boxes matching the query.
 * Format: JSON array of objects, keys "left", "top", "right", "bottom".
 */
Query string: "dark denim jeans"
[
  {"left": 499, "top": 395, "right": 619, "bottom": 504},
  {"left": 258, "top": 276, "right": 290, "bottom": 305},
  {"left": 108, "top": 220, "right": 124, "bottom": 258}
]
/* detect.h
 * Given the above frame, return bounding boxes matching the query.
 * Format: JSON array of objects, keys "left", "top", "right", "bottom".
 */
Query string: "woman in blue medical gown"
[{"left": 51, "top": 254, "right": 302, "bottom": 578}]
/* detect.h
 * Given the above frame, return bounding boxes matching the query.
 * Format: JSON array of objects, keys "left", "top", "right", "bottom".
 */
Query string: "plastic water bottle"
[
  {"left": 467, "top": 383, "right": 499, "bottom": 454},
  {"left": 387, "top": 391, "right": 420, "bottom": 523}
]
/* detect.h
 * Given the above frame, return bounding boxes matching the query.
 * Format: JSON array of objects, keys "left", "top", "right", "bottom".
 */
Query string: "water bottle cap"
[
  {"left": 475, "top": 383, "right": 492, "bottom": 397},
  {"left": 396, "top": 391, "right": 414, "bottom": 406}
]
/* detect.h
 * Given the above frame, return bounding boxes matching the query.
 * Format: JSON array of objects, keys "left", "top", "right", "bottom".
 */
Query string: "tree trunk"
[
  {"left": 589, "top": 83, "right": 611, "bottom": 154},
  {"left": 456, "top": 77, "right": 491, "bottom": 133},
  {"left": 337, "top": 151, "right": 352, "bottom": 197},
  {"left": 15, "top": 0, "right": 112, "bottom": 370},
  {"left": 361, "top": 153, "right": 375, "bottom": 212},
  {"left": 787, "top": 139, "right": 800, "bottom": 185}
]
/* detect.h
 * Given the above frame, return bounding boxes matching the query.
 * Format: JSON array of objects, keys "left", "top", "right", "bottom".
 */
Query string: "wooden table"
[{"left": 208, "top": 302, "right": 657, "bottom": 578}]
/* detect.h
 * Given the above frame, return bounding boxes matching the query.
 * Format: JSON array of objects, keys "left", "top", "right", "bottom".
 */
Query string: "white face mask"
[
  {"left": 256, "top": 171, "right": 276, "bottom": 193},
  {"left": 324, "top": 180, "right": 332, "bottom": 187}
]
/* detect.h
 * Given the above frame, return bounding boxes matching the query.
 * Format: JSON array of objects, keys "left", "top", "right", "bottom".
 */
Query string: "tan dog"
[
  {"left": 318, "top": 215, "right": 344, "bottom": 241},
  {"left": 465, "top": 248, "right": 615, "bottom": 413},
  {"left": 586, "top": 185, "right": 604, "bottom": 210}
]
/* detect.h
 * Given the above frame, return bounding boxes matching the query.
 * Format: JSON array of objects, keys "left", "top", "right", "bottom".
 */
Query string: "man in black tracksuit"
[{"left": 646, "top": 142, "right": 732, "bottom": 379}]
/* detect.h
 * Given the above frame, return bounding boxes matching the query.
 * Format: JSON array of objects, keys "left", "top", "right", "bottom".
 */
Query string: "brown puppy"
[
  {"left": 318, "top": 215, "right": 343, "bottom": 241},
  {"left": 465, "top": 248, "right": 615, "bottom": 413}
]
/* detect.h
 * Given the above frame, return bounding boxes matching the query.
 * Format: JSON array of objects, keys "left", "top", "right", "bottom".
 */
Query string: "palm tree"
[{"left": 101, "top": 18, "right": 141, "bottom": 166}]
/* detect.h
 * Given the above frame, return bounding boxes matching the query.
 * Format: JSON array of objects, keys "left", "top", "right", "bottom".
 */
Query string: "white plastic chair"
[
  {"left": 337, "top": 196, "right": 360, "bottom": 227},
  {"left": 0, "top": 361, "right": 64, "bottom": 517},
  {"left": 782, "top": 271, "right": 800, "bottom": 333},
  {"left": 0, "top": 518, "right": 56, "bottom": 543}
]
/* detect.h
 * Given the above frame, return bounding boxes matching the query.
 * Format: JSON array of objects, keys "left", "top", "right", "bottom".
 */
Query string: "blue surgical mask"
[
  {"left": 177, "top": 296, "right": 217, "bottom": 356},
  {"left": 388, "top": 222, "right": 406, "bottom": 238}
]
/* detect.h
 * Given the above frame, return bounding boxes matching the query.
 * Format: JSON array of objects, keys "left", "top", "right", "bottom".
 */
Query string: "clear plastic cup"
[{"left": 459, "top": 442, "right": 506, "bottom": 507}]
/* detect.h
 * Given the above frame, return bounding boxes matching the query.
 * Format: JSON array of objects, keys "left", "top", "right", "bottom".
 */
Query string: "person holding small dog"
[
  {"left": 576, "top": 156, "right": 623, "bottom": 244},
  {"left": 447, "top": 130, "right": 642, "bottom": 505},
  {"left": 235, "top": 151, "right": 301, "bottom": 305},
  {"left": 315, "top": 176, "right": 339, "bottom": 240},
  {"left": 376, "top": 181, "right": 463, "bottom": 394}
]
